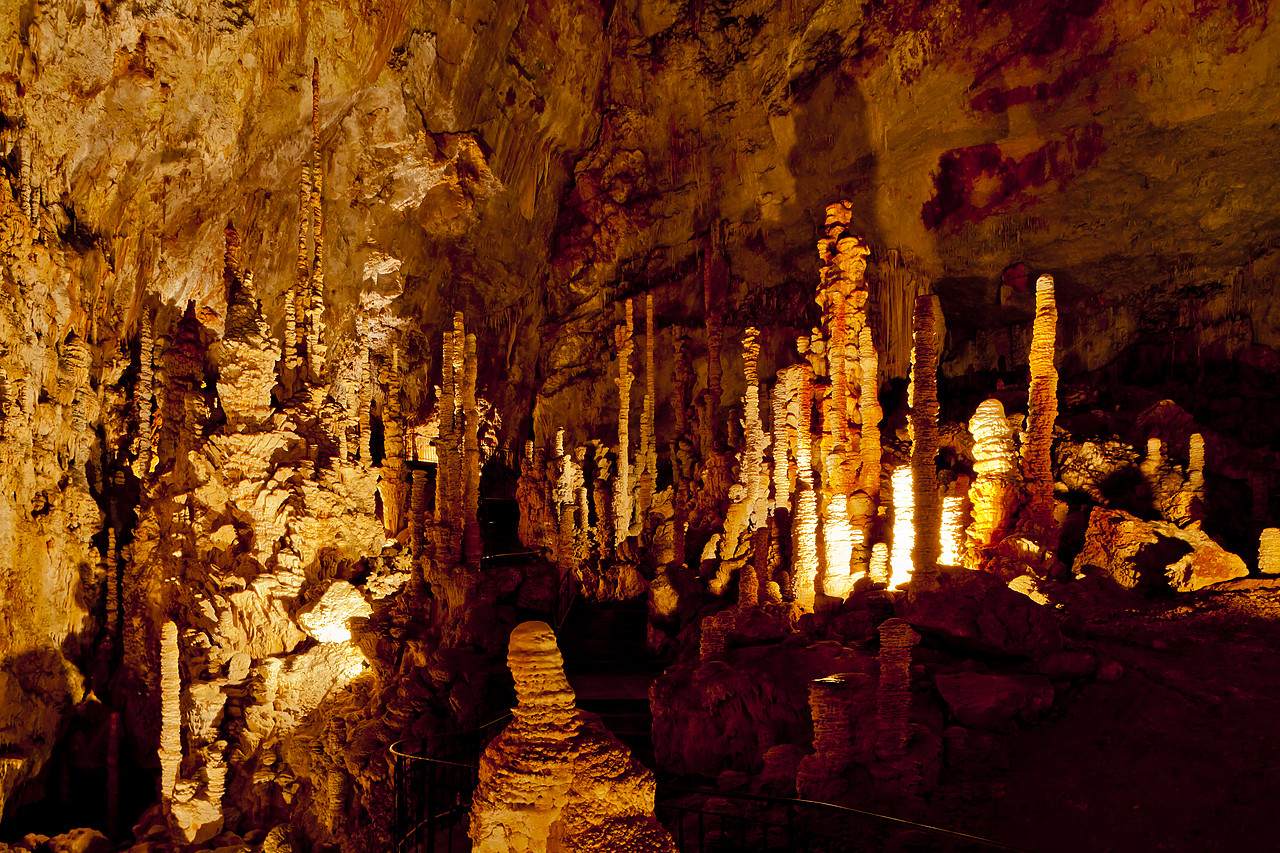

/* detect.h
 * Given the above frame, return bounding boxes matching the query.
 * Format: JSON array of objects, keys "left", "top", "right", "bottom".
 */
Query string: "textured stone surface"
[
  {"left": 1074, "top": 507, "right": 1247, "bottom": 592},
  {"left": 934, "top": 673, "right": 1055, "bottom": 729},
  {"left": 903, "top": 566, "right": 1063, "bottom": 658}
]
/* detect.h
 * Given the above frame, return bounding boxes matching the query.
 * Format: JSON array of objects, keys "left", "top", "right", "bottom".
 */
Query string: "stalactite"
[
  {"left": 966, "top": 399, "right": 1019, "bottom": 571},
  {"left": 910, "top": 294, "right": 942, "bottom": 591},
  {"left": 1260, "top": 528, "right": 1280, "bottom": 574},
  {"left": 463, "top": 331, "right": 482, "bottom": 566},
  {"left": 876, "top": 618, "right": 919, "bottom": 758},
  {"left": 792, "top": 365, "right": 818, "bottom": 609},
  {"left": 306, "top": 58, "right": 327, "bottom": 380},
  {"left": 159, "top": 620, "right": 181, "bottom": 803},
  {"left": 639, "top": 294, "right": 656, "bottom": 521},
  {"left": 613, "top": 299, "right": 635, "bottom": 545},
  {"left": 1022, "top": 274, "right": 1059, "bottom": 570}
]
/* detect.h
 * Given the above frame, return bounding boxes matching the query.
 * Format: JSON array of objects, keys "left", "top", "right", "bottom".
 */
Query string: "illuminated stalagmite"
[
  {"left": 720, "top": 327, "right": 769, "bottom": 562},
  {"left": 437, "top": 324, "right": 458, "bottom": 531},
  {"left": 136, "top": 310, "right": 155, "bottom": 476},
  {"left": 305, "top": 60, "right": 327, "bottom": 380},
  {"left": 378, "top": 348, "right": 405, "bottom": 537},
  {"left": 909, "top": 294, "right": 942, "bottom": 591},
  {"left": 966, "top": 400, "right": 1019, "bottom": 571},
  {"left": 1022, "top": 274, "right": 1059, "bottom": 569},
  {"left": 772, "top": 372, "right": 794, "bottom": 516},
  {"left": 470, "top": 622, "right": 676, "bottom": 853},
  {"left": 614, "top": 299, "right": 635, "bottom": 545},
  {"left": 889, "top": 466, "right": 914, "bottom": 587},
  {"left": 158, "top": 620, "right": 181, "bottom": 803},
  {"left": 1260, "top": 528, "right": 1280, "bottom": 575},
  {"left": 792, "top": 365, "right": 820, "bottom": 609}
]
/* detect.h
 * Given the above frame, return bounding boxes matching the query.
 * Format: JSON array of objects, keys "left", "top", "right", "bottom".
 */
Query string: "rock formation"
[{"left": 470, "top": 622, "right": 676, "bottom": 853}]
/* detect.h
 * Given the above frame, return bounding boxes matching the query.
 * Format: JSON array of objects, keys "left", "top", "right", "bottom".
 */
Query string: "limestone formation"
[
  {"left": 876, "top": 618, "right": 919, "bottom": 758},
  {"left": 889, "top": 466, "right": 914, "bottom": 587},
  {"left": 1021, "top": 274, "right": 1060, "bottom": 571},
  {"left": 463, "top": 331, "right": 482, "bottom": 565},
  {"left": 1261, "top": 529, "right": 1280, "bottom": 574},
  {"left": 720, "top": 327, "right": 770, "bottom": 562},
  {"left": 909, "top": 294, "right": 943, "bottom": 591},
  {"left": 640, "top": 294, "right": 657, "bottom": 520},
  {"left": 158, "top": 620, "right": 181, "bottom": 803},
  {"left": 297, "top": 581, "right": 373, "bottom": 644},
  {"left": 614, "top": 299, "right": 635, "bottom": 545},
  {"left": 792, "top": 365, "right": 819, "bottom": 609},
  {"left": 966, "top": 399, "right": 1019, "bottom": 572},
  {"left": 470, "top": 622, "right": 676, "bottom": 853}
]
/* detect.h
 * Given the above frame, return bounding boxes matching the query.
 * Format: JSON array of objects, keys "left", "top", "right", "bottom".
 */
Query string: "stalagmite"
[
  {"left": 292, "top": 152, "right": 310, "bottom": 375},
  {"left": 966, "top": 399, "right": 1019, "bottom": 571},
  {"left": 1260, "top": 528, "right": 1280, "bottom": 575},
  {"left": 639, "top": 294, "right": 656, "bottom": 520},
  {"left": 721, "top": 328, "right": 770, "bottom": 561},
  {"left": 859, "top": 325, "right": 882, "bottom": 504},
  {"left": 673, "top": 336, "right": 691, "bottom": 437},
  {"left": 869, "top": 541, "right": 890, "bottom": 585},
  {"left": 159, "top": 620, "right": 181, "bottom": 802},
  {"left": 576, "top": 446, "right": 594, "bottom": 562},
  {"left": 940, "top": 494, "right": 967, "bottom": 566},
  {"left": 554, "top": 430, "right": 583, "bottom": 577},
  {"left": 614, "top": 299, "right": 635, "bottom": 545},
  {"left": 104, "top": 525, "right": 119, "bottom": 647},
  {"left": 698, "top": 609, "right": 734, "bottom": 662},
  {"left": 358, "top": 347, "right": 373, "bottom": 463},
  {"left": 437, "top": 327, "right": 457, "bottom": 530},
  {"left": 378, "top": 348, "right": 405, "bottom": 537},
  {"left": 410, "top": 468, "right": 427, "bottom": 560},
  {"left": 792, "top": 366, "right": 819, "bottom": 609},
  {"left": 808, "top": 674, "right": 861, "bottom": 768},
  {"left": 910, "top": 294, "right": 942, "bottom": 590},
  {"left": 463, "top": 331, "right": 482, "bottom": 565},
  {"left": 889, "top": 466, "right": 913, "bottom": 587},
  {"left": 470, "top": 622, "right": 675, "bottom": 853},
  {"left": 876, "top": 618, "right": 919, "bottom": 758},
  {"left": 1022, "top": 274, "right": 1059, "bottom": 570},
  {"left": 136, "top": 311, "right": 155, "bottom": 476},
  {"left": 704, "top": 245, "right": 724, "bottom": 455},
  {"left": 306, "top": 59, "right": 327, "bottom": 379},
  {"left": 772, "top": 374, "right": 793, "bottom": 515}
]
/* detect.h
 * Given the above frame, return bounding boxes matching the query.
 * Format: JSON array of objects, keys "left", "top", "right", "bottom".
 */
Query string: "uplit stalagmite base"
[
  {"left": 966, "top": 399, "right": 1019, "bottom": 573},
  {"left": 470, "top": 622, "right": 676, "bottom": 853}
]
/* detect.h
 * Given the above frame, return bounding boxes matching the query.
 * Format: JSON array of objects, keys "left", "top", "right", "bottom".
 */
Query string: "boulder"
[
  {"left": 902, "top": 566, "right": 1063, "bottom": 658},
  {"left": 1073, "top": 508, "right": 1246, "bottom": 592},
  {"left": 46, "top": 830, "right": 111, "bottom": 853},
  {"left": 934, "top": 672, "right": 1055, "bottom": 728}
]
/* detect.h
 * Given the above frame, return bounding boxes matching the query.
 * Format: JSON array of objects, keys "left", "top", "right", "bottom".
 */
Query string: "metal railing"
[
  {"left": 390, "top": 731, "right": 1031, "bottom": 853},
  {"left": 655, "top": 785, "right": 1035, "bottom": 853},
  {"left": 389, "top": 713, "right": 512, "bottom": 853}
]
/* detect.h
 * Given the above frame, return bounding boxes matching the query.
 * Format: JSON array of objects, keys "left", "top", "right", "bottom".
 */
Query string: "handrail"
[
  {"left": 389, "top": 712, "right": 512, "bottom": 762},
  {"left": 656, "top": 784, "right": 1036, "bottom": 852}
]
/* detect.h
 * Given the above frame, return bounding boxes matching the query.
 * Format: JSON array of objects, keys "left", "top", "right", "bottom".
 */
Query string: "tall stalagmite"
[
  {"left": 463, "top": 331, "right": 482, "bottom": 565},
  {"left": 721, "top": 327, "right": 770, "bottom": 562},
  {"left": 792, "top": 365, "right": 819, "bottom": 609},
  {"left": 1022, "top": 274, "right": 1059, "bottom": 571},
  {"left": 909, "top": 294, "right": 942, "bottom": 591},
  {"left": 639, "top": 294, "right": 656, "bottom": 521},
  {"left": 379, "top": 348, "right": 405, "bottom": 537},
  {"left": 306, "top": 59, "right": 327, "bottom": 380},
  {"left": 614, "top": 299, "right": 635, "bottom": 545},
  {"left": 158, "top": 620, "right": 181, "bottom": 802}
]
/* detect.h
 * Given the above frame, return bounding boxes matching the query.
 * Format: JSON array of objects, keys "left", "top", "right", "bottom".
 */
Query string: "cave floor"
[{"left": 948, "top": 587, "right": 1280, "bottom": 853}]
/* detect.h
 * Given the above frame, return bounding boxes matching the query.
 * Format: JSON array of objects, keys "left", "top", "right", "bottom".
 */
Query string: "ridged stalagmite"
[
  {"left": 876, "top": 618, "right": 919, "bottom": 758},
  {"left": 966, "top": 399, "right": 1019, "bottom": 570},
  {"left": 463, "top": 331, "right": 482, "bottom": 565},
  {"left": 1260, "top": 528, "right": 1280, "bottom": 574},
  {"left": 159, "top": 620, "right": 181, "bottom": 802},
  {"left": 792, "top": 365, "right": 819, "bottom": 609},
  {"left": 1022, "top": 274, "right": 1059, "bottom": 568},
  {"left": 910, "top": 294, "right": 942, "bottom": 590},
  {"left": 614, "top": 299, "right": 635, "bottom": 545},
  {"left": 640, "top": 294, "right": 656, "bottom": 520},
  {"left": 721, "top": 327, "right": 770, "bottom": 561}
]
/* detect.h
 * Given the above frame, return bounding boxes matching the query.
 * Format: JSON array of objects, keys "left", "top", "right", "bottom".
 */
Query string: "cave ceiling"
[{"left": 5, "top": 0, "right": 1278, "bottom": 434}]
